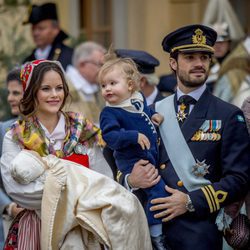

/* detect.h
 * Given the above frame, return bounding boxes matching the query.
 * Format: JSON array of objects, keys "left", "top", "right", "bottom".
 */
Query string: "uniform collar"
[{"left": 177, "top": 84, "right": 206, "bottom": 102}]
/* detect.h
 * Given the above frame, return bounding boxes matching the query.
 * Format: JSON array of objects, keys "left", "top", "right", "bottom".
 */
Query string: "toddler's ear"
[{"left": 128, "top": 80, "right": 134, "bottom": 92}]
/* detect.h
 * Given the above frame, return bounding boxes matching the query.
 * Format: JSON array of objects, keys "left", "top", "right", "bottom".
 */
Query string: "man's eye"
[{"left": 201, "top": 55, "right": 209, "bottom": 60}]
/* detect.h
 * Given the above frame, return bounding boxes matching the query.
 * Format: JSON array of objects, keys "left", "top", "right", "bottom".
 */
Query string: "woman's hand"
[
  {"left": 150, "top": 186, "right": 188, "bottom": 222},
  {"left": 128, "top": 159, "right": 160, "bottom": 189},
  {"left": 7, "top": 203, "right": 24, "bottom": 217}
]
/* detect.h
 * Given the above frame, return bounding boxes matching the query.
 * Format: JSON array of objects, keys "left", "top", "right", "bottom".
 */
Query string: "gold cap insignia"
[{"left": 192, "top": 29, "right": 206, "bottom": 45}]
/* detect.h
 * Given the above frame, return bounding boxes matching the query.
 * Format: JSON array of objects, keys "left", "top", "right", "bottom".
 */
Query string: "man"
[
  {"left": 23, "top": 3, "right": 73, "bottom": 70},
  {"left": 66, "top": 41, "right": 106, "bottom": 124},
  {"left": 115, "top": 49, "right": 164, "bottom": 105},
  {"left": 125, "top": 24, "right": 250, "bottom": 250}
]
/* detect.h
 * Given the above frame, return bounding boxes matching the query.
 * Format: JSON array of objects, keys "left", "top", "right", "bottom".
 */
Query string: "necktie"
[{"left": 177, "top": 95, "right": 197, "bottom": 123}]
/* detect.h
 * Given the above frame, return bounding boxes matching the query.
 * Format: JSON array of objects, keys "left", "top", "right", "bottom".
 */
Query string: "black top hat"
[
  {"left": 23, "top": 3, "right": 58, "bottom": 25},
  {"left": 115, "top": 49, "right": 160, "bottom": 74},
  {"left": 162, "top": 24, "right": 217, "bottom": 54}
]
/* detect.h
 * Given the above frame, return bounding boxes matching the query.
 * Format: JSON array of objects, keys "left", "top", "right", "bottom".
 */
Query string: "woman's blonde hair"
[{"left": 97, "top": 50, "right": 141, "bottom": 92}]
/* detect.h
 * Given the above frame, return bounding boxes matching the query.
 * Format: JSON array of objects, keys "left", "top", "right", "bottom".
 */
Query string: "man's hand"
[
  {"left": 151, "top": 113, "right": 164, "bottom": 126},
  {"left": 128, "top": 159, "right": 160, "bottom": 189},
  {"left": 150, "top": 186, "right": 188, "bottom": 222},
  {"left": 138, "top": 133, "right": 150, "bottom": 150}
]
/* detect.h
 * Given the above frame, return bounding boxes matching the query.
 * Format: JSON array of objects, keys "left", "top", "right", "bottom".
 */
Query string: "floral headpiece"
[{"left": 20, "top": 59, "right": 64, "bottom": 91}]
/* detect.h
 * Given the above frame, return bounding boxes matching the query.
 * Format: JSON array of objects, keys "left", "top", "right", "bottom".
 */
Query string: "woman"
[
  {"left": 0, "top": 68, "right": 23, "bottom": 156},
  {"left": 0, "top": 60, "right": 106, "bottom": 249},
  {"left": 0, "top": 68, "right": 24, "bottom": 248}
]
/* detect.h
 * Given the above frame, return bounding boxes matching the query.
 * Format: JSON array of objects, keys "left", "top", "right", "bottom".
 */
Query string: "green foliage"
[
  {"left": 0, "top": 2, "right": 32, "bottom": 120},
  {"left": 3, "top": 0, "right": 30, "bottom": 6}
]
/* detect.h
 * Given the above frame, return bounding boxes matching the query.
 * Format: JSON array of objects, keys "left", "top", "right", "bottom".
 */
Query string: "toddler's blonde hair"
[{"left": 98, "top": 49, "right": 141, "bottom": 92}]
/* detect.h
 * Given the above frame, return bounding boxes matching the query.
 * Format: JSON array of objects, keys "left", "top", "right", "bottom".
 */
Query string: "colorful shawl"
[{"left": 10, "top": 112, "right": 104, "bottom": 158}]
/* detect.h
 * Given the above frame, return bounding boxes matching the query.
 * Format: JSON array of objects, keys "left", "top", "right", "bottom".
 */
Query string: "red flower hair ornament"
[{"left": 20, "top": 60, "right": 65, "bottom": 92}]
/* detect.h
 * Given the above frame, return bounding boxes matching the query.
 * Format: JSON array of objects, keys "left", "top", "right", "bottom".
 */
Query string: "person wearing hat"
[
  {"left": 22, "top": 3, "right": 73, "bottom": 70},
  {"left": 205, "top": 22, "right": 232, "bottom": 92},
  {"left": 213, "top": 33, "right": 250, "bottom": 108},
  {"left": 125, "top": 24, "right": 250, "bottom": 250},
  {"left": 115, "top": 49, "right": 164, "bottom": 105}
]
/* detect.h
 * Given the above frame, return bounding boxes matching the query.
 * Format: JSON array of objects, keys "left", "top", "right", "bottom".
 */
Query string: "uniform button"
[
  {"left": 160, "top": 163, "right": 166, "bottom": 170},
  {"left": 177, "top": 180, "right": 183, "bottom": 187}
]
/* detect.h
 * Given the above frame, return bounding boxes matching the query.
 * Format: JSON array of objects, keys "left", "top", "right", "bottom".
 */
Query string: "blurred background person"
[
  {"left": 202, "top": 0, "right": 249, "bottom": 108},
  {"left": 205, "top": 22, "right": 232, "bottom": 92},
  {"left": 22, "top": 2, "right": 73, "bottom": 70},
  {"left": 0, "top": 68, "right": 23, "bottom": 249},
  {"left": 0, "top": 68, "right": 23, "bottom": 157},
  {"left": 157, "top": 74, "right": 177, "bottom": 97},
  {"left": 66, "top": 41, "right": 106, "bottom": 124},
  {"left": 213, "top": 35, "right": 250, "bottom": 107}
]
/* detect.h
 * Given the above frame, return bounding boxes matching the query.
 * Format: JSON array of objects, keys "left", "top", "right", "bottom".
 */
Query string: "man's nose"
[{"left": 194, "top": 58, "right": 204, "bottom": 67}]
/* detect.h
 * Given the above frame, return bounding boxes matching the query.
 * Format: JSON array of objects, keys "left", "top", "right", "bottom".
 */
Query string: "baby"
[{"left": 9, "top": 149, "right": 152, "bottom": 249}]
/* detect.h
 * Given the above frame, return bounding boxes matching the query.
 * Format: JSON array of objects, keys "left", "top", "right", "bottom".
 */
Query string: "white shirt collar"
[
  {"left": 243, "top": 36, "right": 250, "bottom": 55},
  {"left": 66, "top": 65, "right": 99, "bottom": 101},
  {"left": 177, "top": 84, "right": 206, "bottom": 101},
  {"left": 146, "top": 87, "right": 158, "bottom": 106},
  {"left": 106, "top": 91, "right": 144, "bottom": 113},
  {"left": 34, "top": 45, "right": 52, "bottom": 60},
  {"left": 38, "top": 113, "right": 66, "bottom": 150}
]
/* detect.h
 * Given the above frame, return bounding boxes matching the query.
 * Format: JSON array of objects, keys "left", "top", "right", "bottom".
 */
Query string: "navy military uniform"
[
  {"left": 155, "top": 25, "right": 250, "bottom": 250},
  {"left": 159, "top": 89, "right": 249, "bottom": 249},
  {"left": 22, "top": 3, "right": 73, "bottom": 70}
]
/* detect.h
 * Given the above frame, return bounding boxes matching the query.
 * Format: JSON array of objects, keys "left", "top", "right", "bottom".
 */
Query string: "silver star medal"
[
  {"left": 74, "top": 143, "right": 87, "bottom": 155},
  {"left": 192, "top": 159, "right": 210, "bottom": 177},
  {"left": 176, "top": 111, "right": 187, "bottom": 122}
]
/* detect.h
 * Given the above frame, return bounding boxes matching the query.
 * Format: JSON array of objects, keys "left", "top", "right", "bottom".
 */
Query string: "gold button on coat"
[
  {"left": 160, "top": 164, "right": 166, "bottom": 170},
  {"left": 177, "top": 180, "right": 183, "bottom": 187}
]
